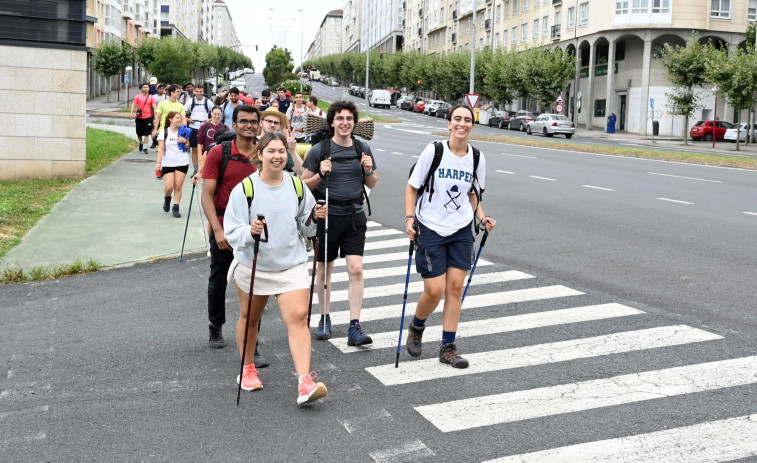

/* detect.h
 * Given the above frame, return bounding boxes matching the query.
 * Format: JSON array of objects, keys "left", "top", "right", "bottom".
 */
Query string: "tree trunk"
[
  {"left": 106, "top": 76, "right": 111, "bottom": 103},
  {"left": 736, "top": 112, "right": 741, "bottom": 151},
  {"left": 682, "top": 114, "right": 688, "bottom": 145}
]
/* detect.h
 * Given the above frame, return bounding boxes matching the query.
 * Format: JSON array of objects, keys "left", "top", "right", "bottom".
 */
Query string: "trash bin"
[
  {"left": 606, "top": 114, "right": 617, "bottom": 134},
  {"left": 653, "top": 120, "right": 660, "bottom": 136},
  {"left": 474, "top": 107, "right": 480, "bottom": 124}
]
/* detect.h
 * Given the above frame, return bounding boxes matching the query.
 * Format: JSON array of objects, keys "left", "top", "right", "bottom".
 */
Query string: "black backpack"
[
  {"left": 409, "top": 141, "right": 483, "bottom": 231},
  {"left": 319, "top": 137, "right": 372, "bottom": 216}
]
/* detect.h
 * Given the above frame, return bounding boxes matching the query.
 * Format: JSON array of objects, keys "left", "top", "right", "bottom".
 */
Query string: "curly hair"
[{"left": 326, "top": 100, "right": 358, "bottom": 136}]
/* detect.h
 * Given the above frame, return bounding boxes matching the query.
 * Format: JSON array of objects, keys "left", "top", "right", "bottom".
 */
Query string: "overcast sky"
[{"left": 223, "top": 0, "right": 345, "bottom": 72}]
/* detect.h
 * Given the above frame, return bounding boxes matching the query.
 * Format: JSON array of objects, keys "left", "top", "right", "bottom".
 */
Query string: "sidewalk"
[{"left": 0, "top": 121, "right": 207, "bottom": 271}]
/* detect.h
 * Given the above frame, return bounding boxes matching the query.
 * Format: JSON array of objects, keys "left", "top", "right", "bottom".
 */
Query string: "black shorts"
[
  {"left": 161, "top": 164, "right": 189, "bottom": 175},
  {"left": 135, "top": 117, "right": 153, "bottom": 137},
  {"left": 188, "top": 128, "right": 199, "bottom": 147},
  {"left": 316, "top": 212, "right": 367, "bottom": 262}
]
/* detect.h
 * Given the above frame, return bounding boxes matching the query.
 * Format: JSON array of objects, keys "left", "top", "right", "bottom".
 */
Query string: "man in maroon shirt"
[{"left": 201, "top": 104, "right": 263, "bottom": 363}]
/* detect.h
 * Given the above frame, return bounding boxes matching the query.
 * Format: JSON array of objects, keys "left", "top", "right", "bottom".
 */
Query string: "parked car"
[
  {"left": 369, "top": 89, "right": 392, "bottom": 108},
  {"left": 349, "top": 85, "right": 360, "bottom": 95},
  {"left": 412, "top": 100, "right": 426, "bottom": 113},
  {"left": 508, "top": 110, "right": 539, "bottom": 131},
  {"left": 690, "top": 120, "right": 734, "bottom": 141},
  {"left": 230, "top": 78, "right": 246, "bottom": 91},
  {"left": 526, "top": 113, "right": 575, "bottom": 139},
  {"left": 330, "top": 78, "right": 340, "bottom": 87},
  {"left": 723, "top": 122, "right": 753, "bottom": 142},
  {"left": 424, "top": 100, "right": 447, "bottom": 116},
  {"left": 434, "top": 102, "right": 453, "bottom": 119},
  {"left": 488, "top": 110, "right": 511, "bottom": 129},
  {"left": 401, "top": 96, "right": 420, "bottom": 111},
  {"left": 396, "top": 95, "right": 412, "bottom": 108}
]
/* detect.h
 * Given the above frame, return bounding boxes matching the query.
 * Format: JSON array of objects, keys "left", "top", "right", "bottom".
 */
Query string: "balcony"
[
  {"left": 551, "top": 24, "right": 561, "bottom": 40},
  {"left": 452, "top": 10, "right": 457, "bottom": 20},
  {"left": 553, "top": 0, "right": 562, "bottom": 5}
]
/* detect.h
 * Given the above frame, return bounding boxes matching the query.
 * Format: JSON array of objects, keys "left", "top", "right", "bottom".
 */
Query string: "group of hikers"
[{"left": 136, "top": 83, "right": 496, "bottom": 405}]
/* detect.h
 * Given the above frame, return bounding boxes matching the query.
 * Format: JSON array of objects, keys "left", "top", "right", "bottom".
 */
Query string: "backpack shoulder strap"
[
  {"left": 242, "top": 176, "right": 254, "bottom": 208},
  {"left": 214, "top": 141, "right": 233, "bottom": 196},
  {"left": 291, "top": 174, "right": 304, "bottom": 205},
  {"left": 319, "top": 138, "right": 330, "bottom": 159},
  {"left": 425, "top": 141, "right": 445, "bottom": 199}
]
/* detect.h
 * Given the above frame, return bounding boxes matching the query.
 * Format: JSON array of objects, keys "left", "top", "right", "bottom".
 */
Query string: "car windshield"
[
  {"left": 552, "top": 115, "right": 569, "bottom": 121},
  {"left": 694, "top": 121, "right": 705, "bottom": 127}
]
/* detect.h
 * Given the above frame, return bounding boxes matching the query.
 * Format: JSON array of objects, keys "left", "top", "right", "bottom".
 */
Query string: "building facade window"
[
  {"left": 505, "top": 0, "right": 510, "bottom": 18},
  {"left": 503, "top": 29, "right": 508, "bottom": 47},
  {"left": 512, "top": 25, "right": 518, "bottom": 43},
  {"left": 567, "top": 6, "right": 575, "bottom": 28},
  {"left": 652, "top": 0, "right": 671, "bottom": 13},
  {"left": 749, "top": 0, "right": 757, "bottom": 21},
  {"left": 615, "top": 0, "right": 629, "bottom": 14},
  {"left": 579, "top": 2, "right": 589, "bottom": 25},
  {"left": 523, "top": 0, "right": 529, "bottom": 11},
  {"left": 496, "top": 4, "right": 501, "bottom": 21},
  {"left": 631, "top": 0, "right": 648, "bottom": 14},
  {"left": 534, "top": 18, "right": 539, "bottom": 38},
  {"left": 710, "top": 0, "right": 730, "bottom": 18},
  {"left": 514, "top": 0, "right": 520, "bottom": 15},
  {"left": 543, "top": 16, "right": 548, "bottom": 36},
  {"left": 522, "top": 22, "right": 527, "bottom": 42},
  {"left": 554, "top": 10, "right": 561, "bottom": 27},
  {"left": 495, "top": 32, "right": 500, "bottom": 45}
]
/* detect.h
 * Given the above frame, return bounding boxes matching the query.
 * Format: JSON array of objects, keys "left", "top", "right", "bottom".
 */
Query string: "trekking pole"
[
  {"left": 322, "top": 174, "right": 330, "bottom": 323},
  {"left": 237, "top": 214, "right": 264, "bottom": 406},
  {"left": 395, "top": 221, "right": 418, "bottom": 368},
  {"left": 307, "top": 199, "right": 326, "bottom": 326},
  {"left": 461, "top": 230, "right": 489, "bottom": 304},
  {"left": 179, "top": 184, "right": 196, "bottom": 262}
]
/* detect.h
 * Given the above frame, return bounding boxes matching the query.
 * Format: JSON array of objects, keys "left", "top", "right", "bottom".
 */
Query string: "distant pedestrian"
[
  {"left": 151, "top": 84, "right": 167, "bottom": 148},
  {"left": 286, "top": 92, "right": 307, "bottom": 143},
  {"left": 152, "top": 85, "right": 187, "bottom": 140},
  {"left": 275, "top": 87, "right": 291, "bottom": 115},
  {"left": 178, "top": 82, "right": 195, "bottom": 105},
  {"left": 258, "top": 88, "right": 271, "bottom": 111},
  {"left": 156, "top": 111, "right": 190, "bottom": 218},
  {"left": 403, "top": 104, "right": 496, "bottom": 369},
  {"left": 130, "top": 82, "right": 156, "bottom": 154},
  {"left": 184, "top": 85, "right": 212, "bottom": 176},
  {"left": 220, "top": 87, "right": 242, "bottom": 127},
  {"left": 306, "top": 96, "right": 326, "bottom": 119},
  {"left": 224, "top": 132, "right": 328, "bottom": 405},
  {"left": 148, "top": 76, "right": 158, "bottom": 95},
  {"left": 259, "top": 108, "right": 303, "bottom": 175}
]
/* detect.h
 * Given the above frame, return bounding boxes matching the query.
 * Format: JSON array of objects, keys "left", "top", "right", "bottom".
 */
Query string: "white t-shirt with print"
[
  {"left": 157, "top": 128, "right": 189, "bottom": 168},
  {"left": 408, "top": 141, "right": 486, "bottom": 237},
  {"left": 184, "top": 97, "right": 211, "bottom": 129}
]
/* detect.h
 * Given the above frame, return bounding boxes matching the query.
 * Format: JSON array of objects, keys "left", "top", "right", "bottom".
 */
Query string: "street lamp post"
[
  {"left": 269, "top": 6, "right": 303, "bottom": 92},
  {"left": 125, "top": 65, "right": 132, "bottom": 108},
  {"left": 712, "top": 87, "right": 718, "bottom": 149}
]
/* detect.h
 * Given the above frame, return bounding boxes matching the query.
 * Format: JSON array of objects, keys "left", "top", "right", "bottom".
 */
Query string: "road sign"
[
  {"left": 650, "top": 98, "right": 654, "bottom": 109},
  {"left": 465, "top": 93, "right": 480, "bottom": 108},
  {"left": 555, "top": 103, "right": 564, "bottom": 113},
  {"left": 577, "top": 91, "right": 582, "bottom": 101},
  {"left": 556, "top": 95, "right": 564, "bottom": 104},
  {"left": 124, "top": 75, "right": 131, "bottom": 85}
]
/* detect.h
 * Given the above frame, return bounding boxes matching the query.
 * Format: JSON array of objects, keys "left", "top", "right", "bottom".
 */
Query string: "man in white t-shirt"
[
  {"left": 184, "top": 86, "right": 212, "bottom": 176},
  {"left": 306, "top": 95, "right": 326, "bottom": 119},
  {"left": 286, "top": 92, "right": 307, "bottom": 142}
]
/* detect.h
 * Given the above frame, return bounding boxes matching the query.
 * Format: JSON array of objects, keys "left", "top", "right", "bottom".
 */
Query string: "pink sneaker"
[
  {"left": 237, "top": 364, "right": 263, "bottom": 391},
  {"left": 297, "top": 372, "right": 327, "bottom": 405}
]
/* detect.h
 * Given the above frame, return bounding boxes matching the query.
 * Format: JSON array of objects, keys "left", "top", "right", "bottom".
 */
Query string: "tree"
[
  {"left": 707, "top": 47, "right": 757, "bottom": 150},
  {"left": 656, "top": 35, "right": 714, "bottom": 145},
  {"left": 263, "top": 46, "right": 294, "bottom": 87},
  {"left": 526, "top": 47, "right": 575, "bottom": 110},
  {"left": 93, "top": 39, "right": 132, "bottom": 102}
]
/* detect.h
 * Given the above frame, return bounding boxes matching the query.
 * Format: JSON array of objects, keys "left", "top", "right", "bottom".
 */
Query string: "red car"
[
  {"left": 690, "top": 120, "right": 734, "bottom": 141},
  {"left": 413, "top": 100, "right": 426, "bottom": 113}
]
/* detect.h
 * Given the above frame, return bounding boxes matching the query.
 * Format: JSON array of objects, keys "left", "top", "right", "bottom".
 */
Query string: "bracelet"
[
  {"left": 318, "top": 170, "right": 325, "bottom": 178},
  {"left": 405, "top": 216, "right": 415, "bottom": 222}
]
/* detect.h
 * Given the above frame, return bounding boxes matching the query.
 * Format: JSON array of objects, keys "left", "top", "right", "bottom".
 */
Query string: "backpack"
[
  {"left": 211, "top": 132, "right": 254, "bottom": 216},
  {"left": 241, "top": 174, "right": 304, "bottom": 210},
  {"left": 189, "top": 97, "right": 211, "bottom": 119},
  {"left": 409, "top": 141, "right": 483, "bottom": 231},
  {"left": 319, "top": 137, "right": 372, "bottom": 216}
]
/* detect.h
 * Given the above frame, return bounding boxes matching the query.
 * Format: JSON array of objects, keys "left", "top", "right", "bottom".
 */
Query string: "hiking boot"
[
  {"left": 297, "top": 372, "right": 327, "bottom": 405},
  {"left": 139, "top": 143, "right": 143, "bottom": 152},
  {"left": 439, "top": 343, "right": 469, "bottom": 369},
  {"left": 406, "top": 324, "right": 425, "bottom": 357},
  {"left": 347, "top": 324, "right": 373, "bottom": 346},
  {"left": 314, "top": 315, "right": 332, "bottom": 340},
  {"left": 151, "top": 140, "right": 158, "bottom": 148},
  {"left": 163, "top": 197, "right": 171, "bottom": 212},
  {"left": 208, "top": 324, "right": 226, "bottom": 348},
  {"left": 237, "top": 364, "right": 263, "bottom": 391},
  {"left": 254, "top": 345, "right": 269, "bottom": 368},
  {"left": 172, "top": 204, "right": 181, "bottom": 218}
]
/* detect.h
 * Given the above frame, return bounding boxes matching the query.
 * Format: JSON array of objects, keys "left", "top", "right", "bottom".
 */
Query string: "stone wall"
[{"left": 0, "top": 45, "right": 87, "bottom": 180}]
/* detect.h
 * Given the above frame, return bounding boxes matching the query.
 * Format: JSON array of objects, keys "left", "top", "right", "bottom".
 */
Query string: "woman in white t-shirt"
[
  {"left": 404, "top": 105, "right": 496, "bottom": 369},
  {"left": 156, "top": 111, "right": 190, "bottom": 218}
]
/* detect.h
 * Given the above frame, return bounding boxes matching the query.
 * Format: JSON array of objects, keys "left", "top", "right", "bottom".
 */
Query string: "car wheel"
[
  {"left": 544, "top": 127, "right": 553, "bottom": 137},
  {"left": 565, "top": 134, "right": 573, "bottom": 139},
  {"left": 704, "top": 133, "right": 713, "bottom": 142},
  {"left": 498, "top": 121, "right": 504, "bottom": 129},
  {"left": 520, "top": 123, "right": 526, "bottom": 132},
  {"left": 526, "top": 126, "right": 532, "bottom": 135}
]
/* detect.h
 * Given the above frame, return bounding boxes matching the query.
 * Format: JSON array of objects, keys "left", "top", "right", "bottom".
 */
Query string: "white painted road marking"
[
  {"left": 416, "top": 355, "right": 757, "bottom": 432},
  {"left": 325, "top": 284, "right": 581, "bottom": 325},
  {"left": 649, "top": 172, "right": 722, "bottom": 183},
  {"left": 366, "top": 229, "right": 404, "bottom": 238},
  {"left": 369, "top": 439, "right": 435, "bottom": 462},
  {"left": 483, "top": 415, "right": 757, "bottom": 463},
  {"left": 743, "top": 211, "right": 757, "bottom": 216},
  {"left": 581, "top": 185, "right": 614, "bottom": 191},
  {"left": 531, "top": 176, "right": 557, "bottom": 181},
  {"left": 329, "top": 260, "right": 492, "bottom": 284},
  {"left": 391, "top": 151, "right": 403, "bottom": 155},
  {"left": 496, "top": 170, "right": 516, "bottom": 174},
  {"left": 367, "top": 325, "right": 720, "bottom": 385},
  {"left": 657, "top": 197, "right": 694, "bottom": 205},
  {"left": 336, "top": 303, "right": 643, "bottom": 353}
]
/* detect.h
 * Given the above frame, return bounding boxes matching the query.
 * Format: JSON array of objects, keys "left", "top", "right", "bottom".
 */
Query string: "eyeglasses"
[
  {"left": 263, "top": 119, "right": 281, "bottom": 126},
  {"left": 236, "top": 119, "right": 259, "bottom": 126},
  {"left": 335, "top": 116, "right": 354, "bottom": 122}
]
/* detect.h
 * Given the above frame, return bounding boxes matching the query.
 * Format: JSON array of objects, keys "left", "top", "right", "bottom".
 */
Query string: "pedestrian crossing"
[{"left": 316, "top": 221, "right": 757, "bottom": 462}]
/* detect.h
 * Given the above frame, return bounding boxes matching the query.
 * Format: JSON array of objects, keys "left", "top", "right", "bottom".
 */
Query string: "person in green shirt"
[{"left": 152, "top": 85, "right": 187, "bottom": 138}]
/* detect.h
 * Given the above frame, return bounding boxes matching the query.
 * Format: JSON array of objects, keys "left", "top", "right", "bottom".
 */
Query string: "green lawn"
[{"left": 0, "top": 127, "right": 137, "bottom": 274}]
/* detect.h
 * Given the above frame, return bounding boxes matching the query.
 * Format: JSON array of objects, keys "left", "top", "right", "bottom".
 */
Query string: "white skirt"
[{"left": 228, "top": 259, "right": 310, "bottom": 296}]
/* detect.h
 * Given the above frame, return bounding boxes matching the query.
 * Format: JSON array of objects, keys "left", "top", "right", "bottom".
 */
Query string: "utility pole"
[{"left": 470, "top": 0, "right": 477, "bottom": 94}]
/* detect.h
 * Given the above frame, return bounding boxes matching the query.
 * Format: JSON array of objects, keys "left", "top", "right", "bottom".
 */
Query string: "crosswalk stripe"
[
  {"left": 366, "top": 221, "right": 382, "bottom": 228},
  {"left": 315, "top": 270, "right": 536, "bottom": 304},
  {"left": 367, "top": 325, "right": 721, "bottom": 385},
  {"left": 483, "top": 415, "right": 757, "bottom": 463},
  {"left": 415, "top": 355, "right": 757, "bottom": 433},
  {"left": 325, "top": 252, "right": 493, "bottom": 268},
  {"left": 323, "top": 285, "right": 582, "bottom": 325},
  {"left": 364, "top": 238, "right": 414, "bottom": 251},
  {"left": 366, "top": 229, "right": 405, "bottom": 238},
  {"left": 329, "top": 261, "right": 493, "bottom": 283},
  {"left": 332, "top": 303, "right": 644, "bottom": 354}
]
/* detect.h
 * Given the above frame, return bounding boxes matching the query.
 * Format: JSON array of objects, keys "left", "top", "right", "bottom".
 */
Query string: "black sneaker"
[
  {"left": 139, "top": 143, "right": 143, "bottom": 152},
  {"left": 314, "top": 314, "right": 332, "bottom": 340},
  {"left": 172, "top": 204, "right": 181, "bottom": 218},
  {"left": 347, "top": 324, "right": 373, "bottom": 346},
  {"left": 208, "top": 324, "right": 226, "bottom": 348},
  {"left": 439, "top": 343, "right": 469, "bottom": 369},
  {"left": 406, "top": 324, "right": 424, "bottom": 357},
  {"left": 254, "top": 345, "right": 270, "bottom": 368},
  {"left": 163, "top": 197, "right": 171, "bottom": 212}
]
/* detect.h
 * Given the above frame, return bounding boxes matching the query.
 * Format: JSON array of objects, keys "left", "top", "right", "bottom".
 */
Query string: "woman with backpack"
[
  {"left": 194, "top": 106, "right": 229, "bottom": 183},
  {"left": 403, "top": 104, "right": 496, "bottom": 369},
  {"left": 224, "top": 132, "right": 329, "bottom": 405},
  {"left": 155, "top": 111, "right": 190, "bottom": 218}
]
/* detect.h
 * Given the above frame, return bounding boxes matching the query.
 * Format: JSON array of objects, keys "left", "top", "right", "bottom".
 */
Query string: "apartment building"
[
  {"left": 213, "top": 0, "right": 240, "bottom": 51},
  {"left": 160, "top": 0, "right": 200, "bottom": 40},
  {"left": 199, "top": 0, "right": 214, "bottom": 44},
  {"left": 362, "top": 0, "right": 405, "bottom": 52},
  {"left": 310, "top": 9, "right": 344, "bottom": 59},
  {"left": 343, "top": 0, "right": 363, "bottom": 52},
  {"left": 405, "top": 0, "right": 754, "bottom": 136}
]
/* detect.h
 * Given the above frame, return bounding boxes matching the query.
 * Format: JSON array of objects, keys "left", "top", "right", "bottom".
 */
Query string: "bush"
[{"left": 277, "top": 79, "right": 312, "bottom": 95}]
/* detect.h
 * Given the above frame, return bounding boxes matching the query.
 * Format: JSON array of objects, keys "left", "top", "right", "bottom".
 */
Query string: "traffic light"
[
  {"left": 380, "top": 51, "right": 384, "bottom": 59},
  {"left": 417, "top": 80, "right": 422, "bottom": 85}
]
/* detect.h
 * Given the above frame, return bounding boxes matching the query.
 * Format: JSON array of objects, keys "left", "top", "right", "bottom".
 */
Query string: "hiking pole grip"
[{"left": 480, "top": 229, "right": 489, "bottom": 247}]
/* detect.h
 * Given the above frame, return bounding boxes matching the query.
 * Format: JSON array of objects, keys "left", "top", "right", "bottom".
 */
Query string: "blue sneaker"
[
  {"left": 314, "top": 315, "right": 331, "bottom": 340},
  {"left": 347, "top": 324, "right": 373, "bottom": 346}
]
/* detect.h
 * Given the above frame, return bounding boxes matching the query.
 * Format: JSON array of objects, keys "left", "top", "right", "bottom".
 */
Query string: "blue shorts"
[
  {"left": 188, "top": 128, "right": 199, "bottom": 147},
  {"left": 415, "top": 221, "right": 474, "bottom": 279}
]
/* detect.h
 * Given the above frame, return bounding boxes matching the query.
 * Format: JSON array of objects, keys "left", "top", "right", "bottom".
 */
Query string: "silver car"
[{"left": 526, "top": 113, "right": 575, "bottom": 139}]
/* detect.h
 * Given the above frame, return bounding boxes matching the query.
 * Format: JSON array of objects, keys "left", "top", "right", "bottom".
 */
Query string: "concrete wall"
[{"left": 0, "top": 45, "right": 87, "bottom": 180}]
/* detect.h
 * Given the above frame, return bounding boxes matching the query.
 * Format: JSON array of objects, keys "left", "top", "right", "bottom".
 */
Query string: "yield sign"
[{"left": 465, "top": 93, "right": 480, "bottom": 108}]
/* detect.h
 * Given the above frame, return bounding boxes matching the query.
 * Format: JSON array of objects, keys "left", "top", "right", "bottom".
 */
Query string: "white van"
[{"left": 369, "top": 89, "right": 392, "bottom": 109}]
